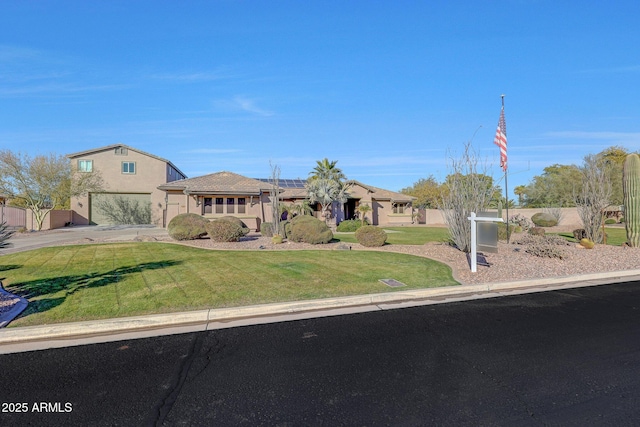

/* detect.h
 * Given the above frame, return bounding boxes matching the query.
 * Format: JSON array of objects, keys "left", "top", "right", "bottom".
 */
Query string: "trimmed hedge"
[
  {"left": 355, "top": 225, "right": 387, "bottom": 247},
  {"left": 206, "top": 219, "right": 245, "bottom": 242},
  {"left": 288, "top": 215, "right": 333, "bottom": 244},
  {"left": 497, "top": 223, "right": 519, "bottom": 241},
  {"left": 218, "top": 216, "right": 250, "bottom": 235},
  {"left": 531, "top": 212, "right": 558, "bottom": 227},
  {"left": 167, "top": 213, "right": 209, "bottom": 241},
  {"left": 336, "top": 219, "right": 368, "bottom": 232},
  {"left": 260, "top": 222, "right": 273, "bottom": 237}
]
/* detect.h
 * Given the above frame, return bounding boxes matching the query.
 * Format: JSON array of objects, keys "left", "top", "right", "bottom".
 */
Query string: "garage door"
[{"left": 90, "top": 193, "right": 152, "bottom": 225}]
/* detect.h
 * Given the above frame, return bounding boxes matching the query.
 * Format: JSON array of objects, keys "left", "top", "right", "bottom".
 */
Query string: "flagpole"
[{"left": 502, "top": 94, "right": 510, "bottom": 244}]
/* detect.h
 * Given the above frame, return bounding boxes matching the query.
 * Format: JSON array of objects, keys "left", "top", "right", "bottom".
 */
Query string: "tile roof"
[
  {"left": 158, "top": 171, "right": 415, "bottom": 203},
  {"left": 158, "top": 171, "right": 272, "bottom": 195},
  {"left": 349, "top": 180, "right": 416, "bottom": 203}
]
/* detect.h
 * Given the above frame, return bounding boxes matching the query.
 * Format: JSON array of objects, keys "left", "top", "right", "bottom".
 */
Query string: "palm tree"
[
  {"left": 514, "top": 185, "right": 526, "bottom": 207},
  {"left": 306, "top": 180, "right": 350, "bottom": 220},
  {"left": 308, "top": 158, "right": 346, "bottom": 182},
  {"left": 0, "top": 221, "right": 14, "bottom": 249},
  {"left": 297, "top": 200, "right": 314, "bottom": 216},
  {"left": 279, "top": 203, "right": 295, "bottom": 220},
  {"left": 307, "top": 158, "right": 352, "bottom": 224},
  {"left": 306, "top": 179, "right": 340, "bottom": 222},
  {"left": 356, "top": 203, "right": 372, "bottom": 226}
]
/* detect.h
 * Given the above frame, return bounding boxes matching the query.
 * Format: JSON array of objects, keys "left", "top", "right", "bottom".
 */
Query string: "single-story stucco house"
[{"left": 158, "top": 171, "right": 416, "bottom": 230}]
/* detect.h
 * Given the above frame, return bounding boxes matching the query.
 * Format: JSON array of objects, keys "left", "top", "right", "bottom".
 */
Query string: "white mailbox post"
[{"left": 468, "top": 212, "right": 504, "bottom": 273}]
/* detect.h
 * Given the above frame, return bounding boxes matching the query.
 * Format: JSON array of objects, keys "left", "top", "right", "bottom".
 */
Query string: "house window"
[
  {"left": 393, "top": 203, "right": 405, "bottom": 214},
  {"left": 122, "top": 162, "right": 136, "bottom": 174},
  {"left": 215, "top": 198, "right": 224, "bottom": 214},
  {"left": 204, "top": 197, "right": 213, "bottom": 214},
  {"left": 238, "top": 198, "right": 246, "bottom": 214},
  {"left": 227, "top": 198, "right": 235, "bottom": 214},
  {"left": 77, "top": 160, "right": 93, "bottom": 172},
  {"left": 115, "top": 147, "right": 128, "bottom": 155}
]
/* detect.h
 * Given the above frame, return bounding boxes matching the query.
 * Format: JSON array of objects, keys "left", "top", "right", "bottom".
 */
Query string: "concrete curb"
[{"left": 1, "top": 269, "right": 640, "bottom": 351}]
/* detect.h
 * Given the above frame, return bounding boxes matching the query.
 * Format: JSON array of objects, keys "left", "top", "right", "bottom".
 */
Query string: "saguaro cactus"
[{"left": 623, "top": 153, "right": 640, "bottom": 247}]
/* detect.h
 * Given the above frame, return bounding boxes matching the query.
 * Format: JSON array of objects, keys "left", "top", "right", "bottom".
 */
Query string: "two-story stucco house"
[{"left": 67, "top": 144, "right": 187, "bottom": 226}]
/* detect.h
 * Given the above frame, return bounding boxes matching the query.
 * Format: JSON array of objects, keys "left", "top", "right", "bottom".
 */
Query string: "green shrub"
[
  {"left": 531, "top": 212, "right": 558, "bottom": 227},
  {"left": 620, "top": 217, "right": 625, "bottom": 223},
  {"left": 497, "top": 223, "right": 519, "bottom": 241},
  {"left": 573, "top": 228, "right": 587, "bottom": 241},
  {"left": 218, "top": 216, "right": 250, "bottom": 235},
  {"left": 206, "top": 219, "right": 245, "bottom": 242},
  {"left": 355, "top": 225, "right": 387, "bottom": 247},
  {"left": 260, "top": 222, "right": 273, "bottom": 237},
  {"left": 271, "top": 234, "right": 283, "bottom": 244},
  {"left": 288, "top": 215, "right": 333, "bottom": 244},
  {"left": 604, "top": 218, "right": 616, "bottom": 225},
  {"left": 168, "top": 213, "right": 209, "bottom": 241},
  {"left": 513, "top": 234, "right": 568, "bottom": 259},
  {"left": 529, "top": 227, "right": 546, "bottom": 236},
  {"left": 337, "top": 219, "right": 367, "bottom": 232}
]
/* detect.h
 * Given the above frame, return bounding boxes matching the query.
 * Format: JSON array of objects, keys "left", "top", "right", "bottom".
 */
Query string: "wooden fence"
[{"left": 0, "top": 205, "right": 27, "bottom": 228}]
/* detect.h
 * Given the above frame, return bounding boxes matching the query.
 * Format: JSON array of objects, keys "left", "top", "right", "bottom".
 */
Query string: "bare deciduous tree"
[
  {"left": 0, "top": 150, "right": 103, "bottom": 231},
  {"left": 574, "top": 154, "right": 612, "bottom": 243},
  {"left": 439, "top": 143, "right": 497, "bottom": 253}
]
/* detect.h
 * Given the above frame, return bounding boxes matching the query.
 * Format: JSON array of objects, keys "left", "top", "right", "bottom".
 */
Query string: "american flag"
[{"left": 493, "top": 108, "right": 507, "bottom": 172}]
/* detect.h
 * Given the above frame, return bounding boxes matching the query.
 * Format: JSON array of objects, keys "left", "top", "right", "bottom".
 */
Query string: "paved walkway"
[
  {"left": 2, "top": 225, "right": 168, "bottom": 254},
  {"left": 2, "top": 226, "right": 640, "bottom": 354}
]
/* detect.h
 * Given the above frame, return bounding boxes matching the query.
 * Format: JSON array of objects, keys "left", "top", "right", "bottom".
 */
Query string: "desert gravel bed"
[{"left": 1, "top": 232, "right": 639, "bottom": 319}]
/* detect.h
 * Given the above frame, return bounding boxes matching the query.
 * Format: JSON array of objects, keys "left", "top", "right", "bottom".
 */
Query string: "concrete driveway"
[{"left": 1, "top": 225, "right": 169, "bottom": 255}]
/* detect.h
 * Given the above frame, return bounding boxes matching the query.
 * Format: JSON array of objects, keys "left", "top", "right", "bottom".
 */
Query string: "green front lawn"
[
  {"left": 0, "top": 242, "right": 458, "bottom": 327},
  {"left": 335, "top": 227, "right": 450, "bottom": 245}
]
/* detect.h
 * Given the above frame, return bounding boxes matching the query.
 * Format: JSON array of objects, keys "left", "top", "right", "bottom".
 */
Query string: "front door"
[{"left": 344, "top": 199, "right": 359, "bottom": 221}]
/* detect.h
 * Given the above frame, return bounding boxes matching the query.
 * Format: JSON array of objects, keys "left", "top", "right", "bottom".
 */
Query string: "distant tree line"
[{"left": 401, "top": 145, "right": 637, "bottom": 209}]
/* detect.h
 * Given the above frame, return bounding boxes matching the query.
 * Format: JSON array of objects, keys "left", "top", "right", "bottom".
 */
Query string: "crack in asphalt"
[{"left": 148, "top": 332, "right": 205, "bottom": 426}]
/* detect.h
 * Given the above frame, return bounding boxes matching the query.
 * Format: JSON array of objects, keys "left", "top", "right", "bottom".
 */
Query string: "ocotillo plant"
[{"left": 623, "top": 153, "right": 640, "bottom": 247}]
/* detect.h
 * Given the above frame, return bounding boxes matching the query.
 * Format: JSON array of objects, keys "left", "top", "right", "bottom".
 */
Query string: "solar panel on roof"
[{"left": 255, "top": 178, "right": 307, "bottom": 188}]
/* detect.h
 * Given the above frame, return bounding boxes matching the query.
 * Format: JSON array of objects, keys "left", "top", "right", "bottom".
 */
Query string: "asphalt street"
[{"left": 2, "top": 281, "right": 640, "bottom": 426}]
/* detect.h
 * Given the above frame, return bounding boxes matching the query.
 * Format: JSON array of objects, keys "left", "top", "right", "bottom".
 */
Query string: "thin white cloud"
[
  {"left": 580, "top": 65, "right": 640, "bottom": 74},
  {"left": 546, "top": 131, "right": 640, "bottom": 139},
  {"left": 543, "top": 131, "right": 640, "bottom": 148},
  {"left": 211, "top": 96, "right": 275, "bottom": 117},
  {"left": 0, "top": 83, "right": 130, "bottom": 97},
  {"left": 182, "top": 148, "right": 244, "bottom": 154},
  {"left": 232, "top": 96, "right": 274, "bottom": 117},
  {"left": 0, "top": 44, "right": 42, "bottom": 61},
  {"left": 341, "top": 156, "right": 446, "bottom": 168},
  {"left": 150, "top": 71, "right": 236, "bottom": 82}
]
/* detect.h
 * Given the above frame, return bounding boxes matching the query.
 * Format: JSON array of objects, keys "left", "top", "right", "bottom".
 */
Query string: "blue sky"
[{"left": 2, "top": 1, "right": 640, "bottom": 196}]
